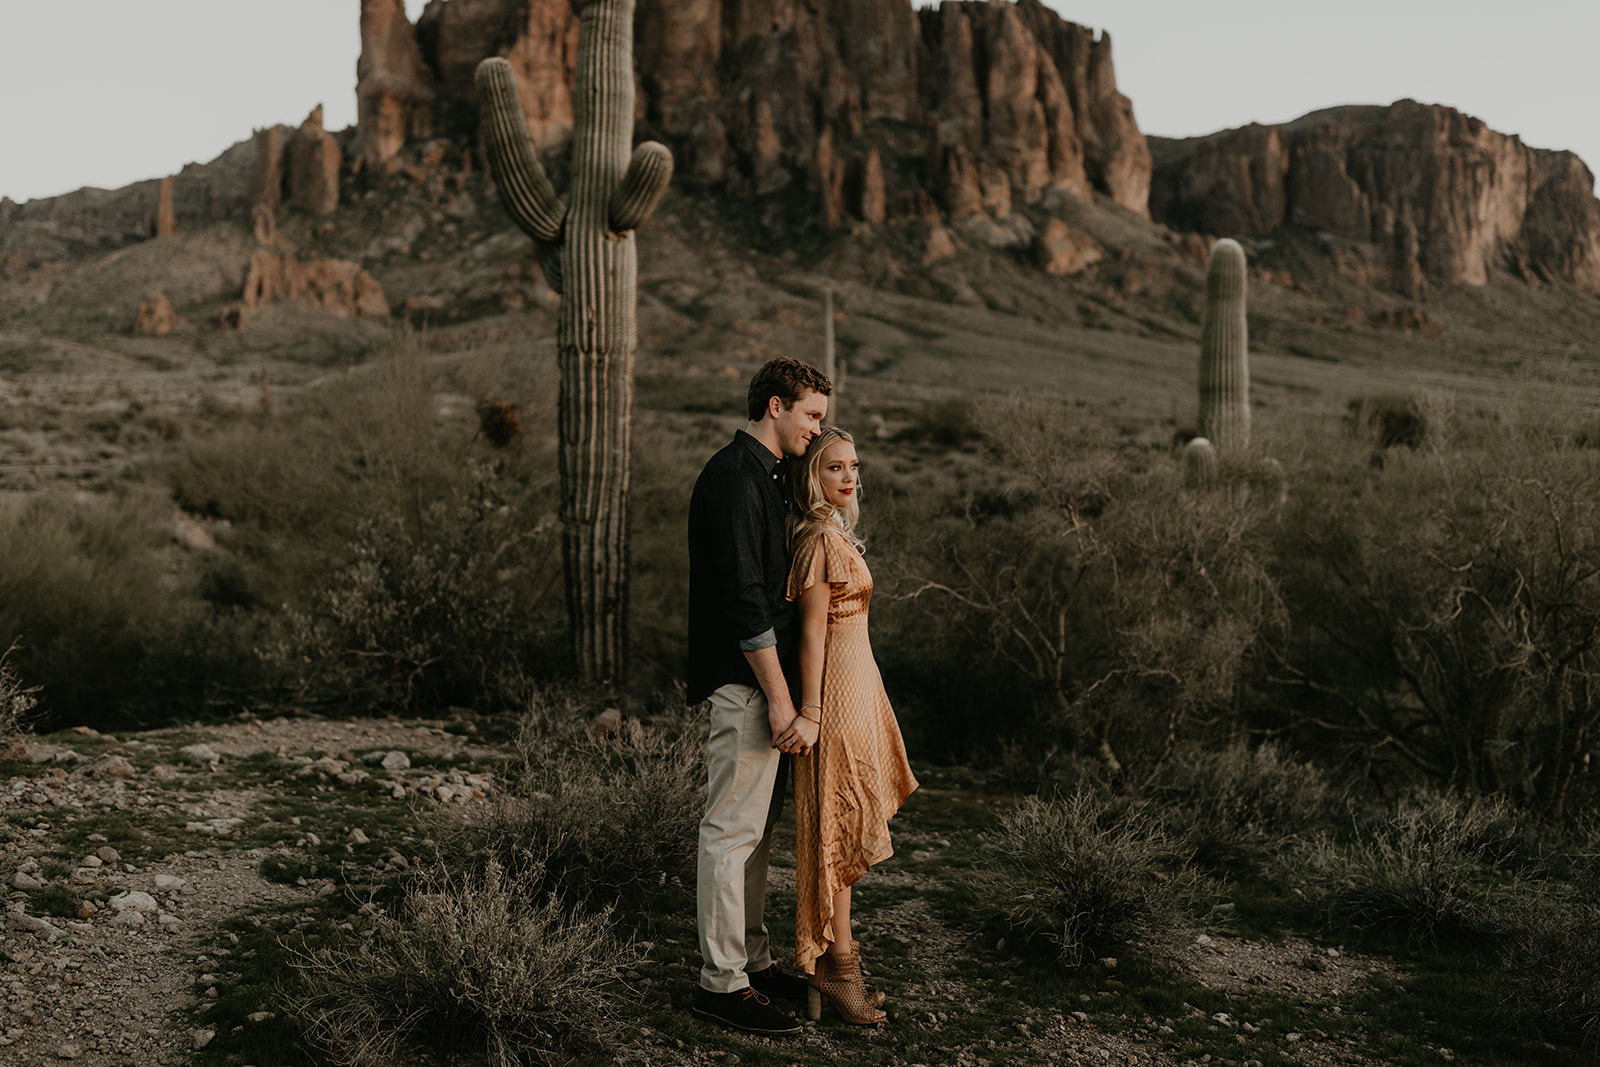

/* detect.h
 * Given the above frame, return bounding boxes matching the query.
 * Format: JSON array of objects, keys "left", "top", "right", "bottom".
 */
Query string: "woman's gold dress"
[{"left": 787, "top": 524, "right": 918, "bottom": 975}]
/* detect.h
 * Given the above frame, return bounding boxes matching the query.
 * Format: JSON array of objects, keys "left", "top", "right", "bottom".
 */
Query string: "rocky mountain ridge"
[
  {"left": 4, "top": 0, "right": 1600, "bottom": 310},
  {"left": 1149, "top": 99, "right": 1600, "bottom": 296}
]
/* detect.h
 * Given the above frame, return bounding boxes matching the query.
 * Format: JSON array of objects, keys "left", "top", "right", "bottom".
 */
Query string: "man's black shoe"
[
  {"left": 748, "top": 962, "right": 810, "bottom": 1004},
  {"left": 692, "top": 985, "right": 802, "bottom": 1035}
]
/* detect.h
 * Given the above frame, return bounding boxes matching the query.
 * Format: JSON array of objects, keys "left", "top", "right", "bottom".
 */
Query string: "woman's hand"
[{"left": 775, "top": 712, "right": 820, "bottom": 756}]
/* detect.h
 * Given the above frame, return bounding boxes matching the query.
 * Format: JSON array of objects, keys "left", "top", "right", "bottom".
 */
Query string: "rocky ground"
[
  {"left": 2, "top": 717, "right": 1445, "bottom": 1067},
  {"left": 0, "top": 716, "right": 497, "bottom": 1066}
]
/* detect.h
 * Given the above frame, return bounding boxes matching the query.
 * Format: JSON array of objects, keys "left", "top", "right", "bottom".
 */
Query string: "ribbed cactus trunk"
[
  {"left": 477, "top": 0, "right": 673, "bottom": 686},
  {"left": 1199, "top": 238, "right": 1250, "bottom": 452}
]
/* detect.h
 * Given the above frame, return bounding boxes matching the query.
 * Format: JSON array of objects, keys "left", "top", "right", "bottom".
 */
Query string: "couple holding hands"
[{"left": 687, "top": 358, "right": 917, "bottom": 1034}]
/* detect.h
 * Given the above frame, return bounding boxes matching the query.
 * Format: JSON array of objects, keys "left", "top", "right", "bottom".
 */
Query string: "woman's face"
[{"left": 815, "top": 439, "right": 859, "bottom": 510}]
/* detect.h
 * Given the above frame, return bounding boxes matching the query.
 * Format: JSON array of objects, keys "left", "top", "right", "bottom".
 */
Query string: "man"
[{"left": 686, "top": 357, "right": 832, "bottom": 1035}]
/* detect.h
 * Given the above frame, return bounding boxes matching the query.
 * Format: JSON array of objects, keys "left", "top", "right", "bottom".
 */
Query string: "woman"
[{"left": 775, "top": 426, "right": 918, "bottom": 1025}]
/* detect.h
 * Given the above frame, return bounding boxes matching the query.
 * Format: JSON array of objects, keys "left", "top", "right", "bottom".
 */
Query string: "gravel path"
[{"left": 1, "top": 716, "right": 498, "bottom": 1065}]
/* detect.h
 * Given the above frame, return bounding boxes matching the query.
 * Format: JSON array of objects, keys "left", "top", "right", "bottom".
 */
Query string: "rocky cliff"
[
  {"left": 384, "top": 0, "right": 1151, "bottom": 222},
  {"left": 1149, "top": 100, "right": 1600, "bottom": 294}
]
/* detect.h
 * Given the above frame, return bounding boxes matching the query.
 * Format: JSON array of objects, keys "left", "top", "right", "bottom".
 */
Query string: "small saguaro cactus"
[
  {"left": 475, "top": 0, "right": 673, "bottom": 686},
  {"left": 1181, "top": 436, "right": 1218, "bottom": 489},
  {"left": 1199, "top": 238, "right": 1250, "bottom": 452}
]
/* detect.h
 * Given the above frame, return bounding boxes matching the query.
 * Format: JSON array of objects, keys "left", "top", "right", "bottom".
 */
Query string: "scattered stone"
[
  {"left": 96, "top": 846, "right": 121, "bottom": 864},
  {"left": 348, "top": 828, "right": 370, "bottom": 846},
  {"left": 380, "top": 751, "right": 410, "bottom": 771},
  {"left": 158, "top": 914, "right": 184, "bottom": 931},
  {"left": 74, "top": 754, "right": 136, "bottom": 780},
  {"left": 11, "top": 871, "right": 43, "bottom": 891},
  {"left": 247, "top": 1011, "right": 275, "bottom": 1023},
  {"left": 75, "top": 901, "right": 96, "bottom": 920},
  {"left": 110, "top": 891, "right": 159, "bottom": 913},
  {"left": 298, "top": 756, "right": 350, "bottom": 779},
  {"left": 56, "top": 1043, "right": 82, "bottom": 1060},
  {"left": 154, "top": 874, "right": 188, "bottom": 892},
  {"left": 192, "top": 1029, "right": 216, "bottom": 1050},
  {"left": 7, "top": 911, "right": 63, "bottom": 940},
  {"left": 179, "top": 743, "right": 222, "bottom": 764},
  {"left": 111, "top": 910, "right": 147, "bottom": 927},
  {"left": 80, "top": 855, "right": 102, "bottom": 869}
]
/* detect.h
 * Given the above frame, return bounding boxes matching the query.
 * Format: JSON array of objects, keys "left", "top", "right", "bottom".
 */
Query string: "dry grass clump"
[
  {"left": 1150, "top": 740, "right": 1332, "bottom": 864},
  {"left": 285, "top": 858, "right": 635, "bottom": 1067},
  {"left": 1287, "top": 791, "right": 1522, "bottom": 944},
  {"left": 449, "top": 692, "right": 705, "bottom": 910},
  {"left": 1496, "top": 875, "right": 1600, "bottom": 1043},
  {"left": 981, "top": 787, "right": 1201, "bottom": 965}
]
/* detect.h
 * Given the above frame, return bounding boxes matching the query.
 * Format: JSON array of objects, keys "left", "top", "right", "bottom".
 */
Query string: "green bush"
[
  {"left": 448, "top": 690, "right": 705, "bottom": 909},
  {"left": 1265, "top": 418, "right": 1600, "bottom": 817},
  {"left": 273, "top": 462, "right": 564, "bottom": 714},
  {"left": 980, "top": 787, "right": 1200, "bottom": 964},
  {"left": 285, "top": 858, "right": 635, "bottom": 1066}
]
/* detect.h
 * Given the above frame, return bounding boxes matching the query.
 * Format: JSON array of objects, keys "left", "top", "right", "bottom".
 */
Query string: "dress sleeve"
[
  {"left": 786, "top": 531, "right": 824, "bottom": 603},
  {"left": 787, "top": 528, "right": 853, "bottom": 602}
]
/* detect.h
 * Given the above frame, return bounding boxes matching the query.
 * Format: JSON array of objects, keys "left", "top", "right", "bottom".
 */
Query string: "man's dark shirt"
[{"left": 686, "top": 430, "right": 797, "bottom": 705}]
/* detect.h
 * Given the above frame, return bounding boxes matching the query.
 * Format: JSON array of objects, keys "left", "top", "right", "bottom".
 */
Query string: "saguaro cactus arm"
[
  {"left": 609, "top": 141, "right": 674, "bottom": 232},
  {"left": 475, "top": 57, "right": 567, "bottom": 244}
]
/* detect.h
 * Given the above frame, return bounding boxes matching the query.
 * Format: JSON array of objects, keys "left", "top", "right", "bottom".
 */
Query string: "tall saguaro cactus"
[
  {"left": 475, "top": 0, "right": 673, "bottom": 685},
  {"left": 1199, "top": 238, "right": 1250, "bottom": 452}
]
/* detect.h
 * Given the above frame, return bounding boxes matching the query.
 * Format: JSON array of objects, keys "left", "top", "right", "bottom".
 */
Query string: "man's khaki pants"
[{"left": 697, "top": 683, "right": 787, "bottom": 993}]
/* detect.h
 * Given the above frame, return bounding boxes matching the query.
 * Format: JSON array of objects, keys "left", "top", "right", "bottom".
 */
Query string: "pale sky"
[{"left": 2, "top": 1, "right": 1596, "bottom": 205}]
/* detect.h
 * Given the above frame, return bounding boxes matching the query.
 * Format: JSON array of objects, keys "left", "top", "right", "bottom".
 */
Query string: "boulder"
[
  {"left": 242, "top": 252, "right": 390, "bottom": 319},
  {"left": 858, "top": 150, "right": 887, "bottom": 225},
  {"left": 133, "top": 292, "right": 179, "bottom": 336},
  {"left": 355, "top": 0, "right": 435, "bottom": 166},
  {"left": 285, "top": 106, "right": 341, "bottom": 217},
  {"left": 153, "top": 176, "right": 176, "bottom": 237},
  {"left": 1035, "top": 218, "right": 1104, "bottom": 275},
  {"left": 248, "top": 126, "right": 283, "bottom": 212}
]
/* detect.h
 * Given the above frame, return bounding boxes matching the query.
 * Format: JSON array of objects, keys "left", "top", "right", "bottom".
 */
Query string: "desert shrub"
[
  {"left": 272, "top": 462, "right": 564, "bottom": 714},
  {"left": 165, "top": 337, "right": 568, "bottom": 714},
  {"left": 1287, "top": 792, "right": 1520, "bottom": 944},
  {"left": 1150, "top": 740, "right": 1333, "bottom": 864},
  {"left": 1265, "top": 422, "right": 1600, "bottom": 818},
  {"left": 285, "top": 858, "right": 635, "bottom": 1066},
  {"left": 1496, "top": 879, "right": 1600, "bottom": 1043},
  {"left": 979, "top": 787, "right": 1201, "bottom": 964},
  {"left": 0, "top": 487, "right": 259, "bottom": 728},
  {"left": 883, "top": 396, "right": 1281, "bottom": 772},
  {"left": 447, "top": 690, "right": 704, "bottom": 909},
  {"left": 0, "top": 642, "right": 38, "bottom": 743}
]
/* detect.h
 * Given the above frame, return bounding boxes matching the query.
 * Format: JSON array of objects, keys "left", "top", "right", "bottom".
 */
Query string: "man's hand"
[
  {"left": 767, "top": 699, "right": 798, "bottom": 746},
  {"left": 774, "top": 713, "right": 819, "bottom": 756}
]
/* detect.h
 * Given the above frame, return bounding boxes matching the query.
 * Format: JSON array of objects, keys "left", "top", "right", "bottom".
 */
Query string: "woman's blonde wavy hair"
[{"left": 786, "top": 426, "right": 864, "bottom": 551}]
